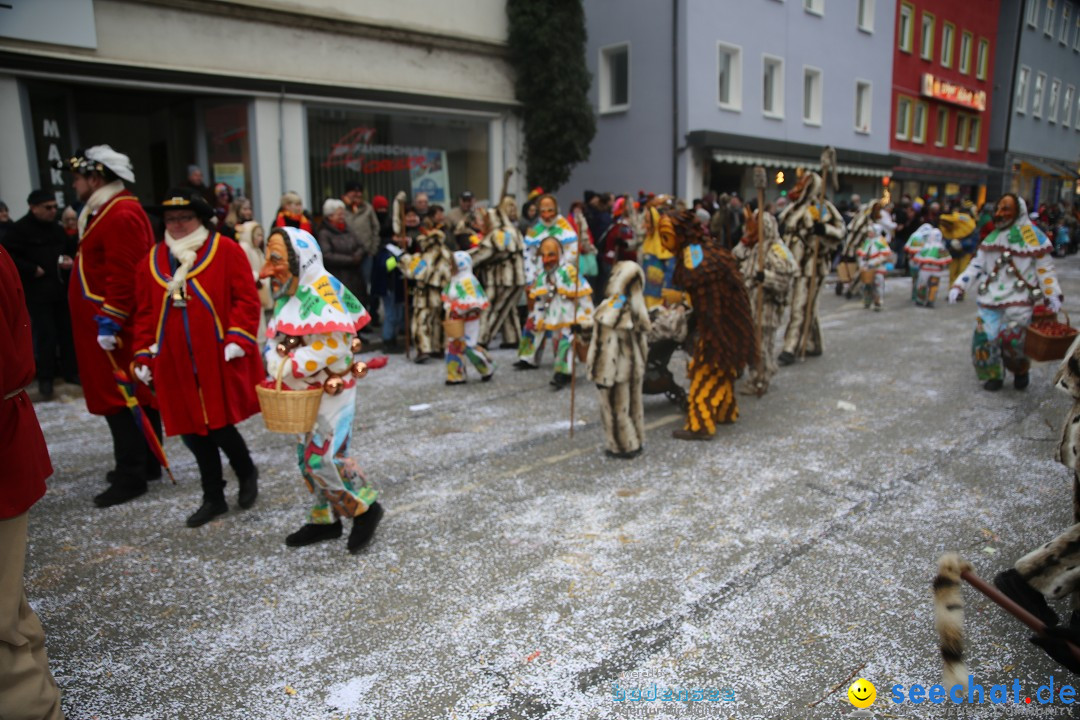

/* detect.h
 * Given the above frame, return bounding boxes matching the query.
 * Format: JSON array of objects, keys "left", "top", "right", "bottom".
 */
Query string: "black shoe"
[
  {"left": 805, "top": 348, "right": 823, "bottom": 357},
  {"left": 994, "top": 569, "right": 1058, "bottom": 626},
  {"left": 983, "top": 378, "right": 1004, "bottom": 391},
  {"left": 481, "top": 373, "right": 494, "bottom": 382},
  {"left": 513, "top": 360, "right": 538, "bottom": 370},
  {"left": 414, "top": 353, "right": 431, "bottom": 365},
  {"left": 499, "top": 342, "right": 519, "bottom": 349},
  {"left": 431, "top": 351, "right": 445, "bottom": 359},
  {"left": 186, "top": 497, "right": 228, "bottom": 528},
  {"left": 605, "top": 447, "right": 642, "bottom": 459},
  {"left": 777, "top": 351, "right": 795, "bottom": 366},
  {"left": 38, "top": 379, "right": 54, "bottom": 400},
  {"left": 286, "top": 520, "right": 343, "bottom": 547},
  {"left": 93, "top": 478, "right": 147, "bottom": 508},
  {"left": 1014, "top": 373, "right": 1030, "bottom": 390},
  {"left": 348, "top": 502, "right": 383, "bottom": 554},
  {"left": 445, "top": 380, "right": 466, "bottom": 386},
  {"left": 237, "top": 467, "right": 258, "bottom": 509},
  {"left": 550, "top": 372, "right": 571, "bottom": 390}
]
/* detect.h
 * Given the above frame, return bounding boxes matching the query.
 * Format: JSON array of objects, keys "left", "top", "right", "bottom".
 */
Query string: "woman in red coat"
[{"left": 133, "top": 189, "right": 264, "bottom": 527}]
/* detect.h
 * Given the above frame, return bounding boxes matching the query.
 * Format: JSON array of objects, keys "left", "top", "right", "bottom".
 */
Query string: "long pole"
[
  {"left": 752, "top": 166, "right": 767, "bottom": 396},
  {"left": 569, "top": 247, "right": 582, "bottom": 439}
]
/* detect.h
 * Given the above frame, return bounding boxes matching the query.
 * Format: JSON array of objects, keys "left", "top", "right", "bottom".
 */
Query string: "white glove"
[
  {"left": 134, "top": 364, "right": 153, "bottom": 385},
  {"left": 1048, "top": 295, "right": 1063, "bottom": 313},
  {"left": 948, "top": 287, "right": 962, "bottom": 304},
  {"left": 149, "top": 343, "right": 159, "bottom": 356},
  {"left": 97, "top": 334, "right": 118, "bottom": 351},
  {"left": 224, "top": 342, "right": 246, "bottom": 361}
]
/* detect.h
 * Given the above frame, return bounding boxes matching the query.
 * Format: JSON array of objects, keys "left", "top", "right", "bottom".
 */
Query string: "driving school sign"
[{"left": 921, "top": 73, "right": 987, "bottom": 112}]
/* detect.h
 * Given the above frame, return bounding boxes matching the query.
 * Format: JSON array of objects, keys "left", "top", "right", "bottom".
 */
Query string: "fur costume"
[
  {"left": 470, "top": 207, "right": 526, "bottom": 348},
  {"left": 442, "top": 251, "right": 494, "bottom": 384},
  {"left": 1055, "top": 336, "right": 1080, "bottom": 525},
  {"left": 952, "top": 198, "right": 1062, "bottom": 384},
  {"left": 586, "top": 261, "right": 651, "bottom": 457},
  {"left": 669, "top": 211, "right": 757, "bottom": 436},
  {"left": 401, "top": 226, "right": 454, "bottom": 357},
  {"left": 778, "top": 172, "right": 846, "bottom": 359},
  {"left": 933, "top": 553, "right": 974, "bottom": 688},
  {"left": 262, "top": 228, "right": 378, "bottom": 527},
  {"left": 732, "top": 210, "right": 796, "bottom": 394},
  {"left": 911, "top": 227, "right": 951, "bottom": 307},
  {"left": 839, "top": 203, "right": 879, "bottom": 297},
  {"left": 856, "top": 227, "right": 891, "bottom": 310},
  {"left": 517, "top": 238, "right": 593, "bottom": 379}
]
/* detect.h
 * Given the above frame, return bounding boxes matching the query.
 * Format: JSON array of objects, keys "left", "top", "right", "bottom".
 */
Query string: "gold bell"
[
  {"left": 323, "top": 376, "right": 345, "bottom": 396},
  {"left": 276, "top": 336, "right": 302, "bottom": 357},
  {"left": 350, "top": 361, "right": 368, "bottom": 379},
  {"left": 350, "top": 337, "right": 363, "bottom": 354}
]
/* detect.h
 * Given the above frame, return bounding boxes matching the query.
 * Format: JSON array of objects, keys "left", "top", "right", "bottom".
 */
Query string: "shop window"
[
  {"left": 935, "top": 107, "right": 949, "bottom": 147},
  {"left": 896, "top": 95, "right": 913, "bottom": 140},
  {"left": 1062, "top": 3, "right": 1071, "bottom": 43},
  {"left": 1016, "top": 66, "right": 1031, "bottom": 113},
  {"left": 898, "top": 3, "right": 914, "bottom": 53},
  {"left": 599, "top": 43, "right": 630, "bottom": 114},
  {"left": 803, "top": 66, "right": 823, "bottom": 126},
  {"left": 1063, "top": 85, "right": 1075, "bottom": 126},
  {"left": 202, "top": 101, "right": 251, "bottom": 203},
  {"left": 1045, "top": 0, "right": 1056, "bottom": 36},
  {"left": 920, "top": 12, "right": 935, "bottom": 61},
  {"left": 857, "top": 0, "right": 874, "bottom": 32},
  {"left": 941, "top": 22, "right": 955, "bottom": 68},
  {"left": 954, "top": 114, "right": 970, "bottom": 150},
  {"left": 967, "top": 117, "right": 980, "bottom": 152},
  {"left": 1028, "top": 0, "right": 1040, "bottom": 27},
  {"left": 1033, "top": 72, "right": 1047, "bottom": 118},
  {"left": 912, "top": 101, "right": 928, "bottom": 143},
  {"left": 854, "top": 80, "right": 872, "bottom": 134},
  {"left": 1049, "top": 78, "right": 1062, "bottom": 122},
  {"left": 306, "top": 105, "right": 490, "bottom": 209},
  {"left": 717, "top": 42, "right": 742, "bottom": 111},
  {"left": 763, "top": 55, "right": 784, "bottom": 118},
  {"left": 976, "top": 38, "right": 989, "bottom": 80},
  {"left": 959, "top": 31, "right": 973, "bottom": 74}
]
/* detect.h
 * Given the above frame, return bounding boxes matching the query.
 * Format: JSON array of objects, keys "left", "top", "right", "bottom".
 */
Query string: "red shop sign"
[{"left": 921, "top": 73, "right": 986, "bottom": 112}]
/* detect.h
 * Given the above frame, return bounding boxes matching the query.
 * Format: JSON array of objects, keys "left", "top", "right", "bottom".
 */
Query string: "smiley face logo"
[{"left": 848, "top": 678, "right": 876, "bottom": 708}]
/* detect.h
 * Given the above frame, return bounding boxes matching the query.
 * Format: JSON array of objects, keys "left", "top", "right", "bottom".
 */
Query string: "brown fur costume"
[{"left": 401, "top": 227, "right": 454, "bottom": 356}]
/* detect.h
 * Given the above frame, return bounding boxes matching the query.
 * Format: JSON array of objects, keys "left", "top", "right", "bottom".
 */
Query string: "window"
[
  {"left": 1046, "top": 0, "right": 1057, "bottom": 36},
  {"left": 920, "top": 12, "right": 935, "bottom": 60},
  {"left": 857, "top": 0, "right": 874, "bottom": 32},
  {"left": 599, "top": 43, "right": 630, "bottom": 113},
  {"left": 803, "top": 66, "right": 823, "bottom": 125},
  {"left": 1062, "top": 3, "right": 1072, "bottom": 43},
  {"left": 763, "top": 55, "right": 784, "bottom": 118},
  {"left": 1076, "top": 93, "right": 1080, "bottom": 128},
  {"left": 1064, "top": 85, "right": 1076, "bottom": 125},
  {"left": 967, "top": 117, "right": 981, "bottom": 152},
  {"left": 1033, "top": 71, "right": 1047, "bottom": 117},
  {"left": 976, "top": 38, "right": 990, "bottom": 80},
  {"left": 935, "top": 107, "right": 949, "bottom": 147},
  {"left": 804, "top": 0, "right": 824, "bottom": 16},
  {"left": 954, "top": 113, "right": 971, "bottom": 150},
  {"left": 912, "top": 101, "right": 928, "bottom": 143},
  {"left": 896, "top": 95, "right": 913, "bottom": 140},
  {"left": 1016, "top": 66, "right": 1031, "bottom": 113},
  {"left": 941, "top": 22, "right": 956, "bottom": 68},
  {"left": 899, "top": 3, "right": 914, "bottom": 52},
  {"left": 854, "top": 80, "right": 872, "bottom": 133},
  {"left": 717, "top": 43, "right": 742, "bottom": 110},
  {"left": 1049, "top": 78, "right": 1062, "bottom": 122},
  {"left": 1028, "top": 0, "right": 1040, "bottom": 27},
  {"left": 1075, "top": 16, "right": 1080, "bottom": 50},
  {"left": 959, "top": 31, "right": 973, "bottom": 74}
]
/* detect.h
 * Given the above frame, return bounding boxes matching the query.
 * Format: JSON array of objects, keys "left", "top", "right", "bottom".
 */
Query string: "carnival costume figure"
[
  {"left": 400, "top": 220, "right": 454, "bottom": 363},
  {"left": 442, "top": 251, "right": 494, "bottom": 385},
  {"left": 838, "top": 201, "right": 881, "bottom": 299},
  {"left": 903, "top": 223, "right": 935, "bottom": 302},
  {"left": 856, "top": 226, "right": 892, "bottom": 311},
  {"left": 911, "top": 227, "right": 951, "bottom": 308},
  {"left": 470, "top": 198, "right": 526, "bottom": 349}
]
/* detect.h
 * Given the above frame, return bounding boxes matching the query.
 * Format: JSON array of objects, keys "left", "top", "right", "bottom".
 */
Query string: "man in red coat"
[
  {"left": 0, "top": 246, "right": 63, "bottom": 719},
  {"left": 133, "top": 189, "right": 263, "bottom": 527},
  {"left": 65, "top": 147, "right": 162, "bottom": 508}
]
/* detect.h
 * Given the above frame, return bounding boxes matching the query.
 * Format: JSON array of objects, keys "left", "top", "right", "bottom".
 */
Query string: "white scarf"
[
  {"left": 77, "top": 180, "right": 126, "bottom": 239},
  {"left": 164, "top": 225, "right": 210, "bottom": 295}
]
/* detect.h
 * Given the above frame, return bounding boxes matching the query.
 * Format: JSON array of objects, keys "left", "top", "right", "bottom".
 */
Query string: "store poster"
[
  {"left": 213, "top": 162, "right": 246, "bottom": 197},
  {"left": 411, "top": 150, "right": 449, "bottom": 204}
]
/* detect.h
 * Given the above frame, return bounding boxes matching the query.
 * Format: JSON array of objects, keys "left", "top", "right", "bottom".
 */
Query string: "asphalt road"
[{"left": 25, "top": 258, "right": 1080, "bottom": 719}]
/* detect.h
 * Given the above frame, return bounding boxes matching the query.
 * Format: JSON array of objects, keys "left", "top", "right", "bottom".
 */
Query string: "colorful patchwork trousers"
[
  {"left": 915, "top": 268, "right": 946, "bottom": 306},
  {"left": 446, "top": 317, "right": 494, "bottom": 382},
  {"left": 972, "top": 305, "right": 1033, "bottom": 381},
  {"left": 861, "top": 272, "right": 885, "bottom": 308},
  {"left": 517, "top": 319, "right": 574, "bottom": 374},
  {"left": 685, "top": 357, "right": 737, "bottom": 435}
]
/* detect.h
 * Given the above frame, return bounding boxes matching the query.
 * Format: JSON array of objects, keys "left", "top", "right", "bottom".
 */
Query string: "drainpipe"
[
  {"left": 1002, "top": 4, "right": 1024, "bottom": 196},
  {"left": 278, "top": 85, "right": 286, "bottom": 197},
  {"left": 672, "top": 0, "right": 679, "bottom": 195}
]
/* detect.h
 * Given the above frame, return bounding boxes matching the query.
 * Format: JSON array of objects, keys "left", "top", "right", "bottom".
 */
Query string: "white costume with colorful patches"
[
  {"left": 903, "top": 223, "right": 935, "bottom": 302},
  {"left": 517, "top": 256, "right": 594, "bottom": 375},
  {"left": 441, "top": 252, "right": 493, "bottom": 383},
  {"left": 911, "top": 228, "right": 950, "bottom": 307},
  {"left": 523, "top": 215, "right": 579, "bottom": 285},
  {"left": 263, "top": 227, "right": 376, "bottom": 525},
  {"left": 856, "top": 229, "right": 891, "bottom": 310}
]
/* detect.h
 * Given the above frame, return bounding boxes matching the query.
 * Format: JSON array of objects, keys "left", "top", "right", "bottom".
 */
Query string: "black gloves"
[
  {"left": 812, "top": 221, "right": 827, "bottom": 236},
  {"left": 754, "top": 270, "right": 766, "bottom": 283}
]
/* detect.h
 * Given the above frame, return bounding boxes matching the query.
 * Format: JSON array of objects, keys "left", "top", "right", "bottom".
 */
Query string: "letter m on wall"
[{"left": 43, "top": 119, "right": 60, "bottom": 138}]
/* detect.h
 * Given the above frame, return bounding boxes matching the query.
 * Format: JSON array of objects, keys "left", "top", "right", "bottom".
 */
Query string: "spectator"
[
  {"left": 317, "top": 198, "right": 366, "bottom": 305},
  {"left": 212, "top": 183, "right": 233, "bottom": 234},
  {"left": 446, "top": 190, "right": 475, "bottom": 248},
  {"left": 413, "top": 191, "right": 431, "bottom": 217},
  {"left": 1, "top": 190, "right": 79, "bottom": 398},
  {"left": 519, "top": 198, "right": 539, "bottom": 234},
  {"left": 233, "top": 197, "right": 255, "bottom": 225},
  {"left": 61, "top": 206, "right": 78, "bottom": 242},
  {"left": 0, "top": 201, "right": 13, "bottom": 244},
  {"left": 183, "top": 164, "right": 215, "bottom": 206},
  {"left": 342, "top": 182, "right": 380, "bottom": 318},
  {"left": 370, "top": 194, "right": 405, "bottom": 351},
  {"left": 427, "top": 204, "right": 450, "bottom": 237},
  {"left": 272, "top": 191, "right": 312, "bottom": 232}
]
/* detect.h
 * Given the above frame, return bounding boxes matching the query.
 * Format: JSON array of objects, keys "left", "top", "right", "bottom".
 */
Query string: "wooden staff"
[
  {"left": 752, "top": 166, "right": 768, "bottom": 396},
  {"left": 797, "top": 147, "right": 836, "bottom": 360},
  {"left": 569, "top": 242, "right": 582, "bottom": 439},
  {"left": 392, "top": 191, "right": 410, "bottom": 359}
]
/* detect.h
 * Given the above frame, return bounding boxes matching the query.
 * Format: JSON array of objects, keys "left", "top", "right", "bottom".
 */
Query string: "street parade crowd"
[{"left": 1, "top": 142, "right": 1078, "bottom": 718}]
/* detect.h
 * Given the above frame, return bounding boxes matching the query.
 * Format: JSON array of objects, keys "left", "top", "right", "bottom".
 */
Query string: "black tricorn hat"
[{"left": 145, "top": 188, "right": 214, "bottom": 221}]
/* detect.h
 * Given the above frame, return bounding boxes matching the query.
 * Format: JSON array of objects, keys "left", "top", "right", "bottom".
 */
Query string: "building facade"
[
  {"left": 889, "top": 0, "right": 1000, "bottom": 205},
  {"left": 564, "top": 0, "right": 897, "bottom": 207},
  {"left": 988, "top": 0, "right": 1080, "bottom": 205},
  {"left": 0, "top": 0, "right": 523, "bottom": 223}
]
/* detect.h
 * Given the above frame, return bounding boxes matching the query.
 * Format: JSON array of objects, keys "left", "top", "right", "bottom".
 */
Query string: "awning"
[
  {"left": 1020, "top": 159, "right": 1066, "bottom": 177},
  {"left": 891, "top": 150, "right": 993, "bottom": 182},
  {"left": 711, "top": 151, "right": 890, "bottom": 177},
  {"left": 1050, "top": 162, "right": 1079, "bottom": 179}
]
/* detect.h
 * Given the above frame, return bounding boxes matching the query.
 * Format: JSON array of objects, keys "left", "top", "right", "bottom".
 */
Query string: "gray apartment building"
[
  {"left": 564, "top": 0, "right": 897, "bottom": 206},
  {"left": 989, "top": 0, "right": 1080, "bottom": 205}
]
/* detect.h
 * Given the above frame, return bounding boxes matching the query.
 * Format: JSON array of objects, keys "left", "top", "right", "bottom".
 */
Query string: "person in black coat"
[{"left": 1, "top": 191, "right": 79, "bottom": 398}]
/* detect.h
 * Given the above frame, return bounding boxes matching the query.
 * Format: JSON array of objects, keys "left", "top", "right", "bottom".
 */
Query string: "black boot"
[
  {"left": 348, "top": 502, "right": 384, "bottom": 554},
  {"left": 550, "top": 372, "right": 571, "bottom": 390},
  {"left": 93, "top": 473, "right": 147, "bottom": 508},
  {"left": 286, "top": 520, "right": 343, "bottom": 547},
  {"left": 187, "top": 486, "right": 228, "bottom": 528},
  {"left": 38, "top": 379, "right": 54, "bottom": 400},
  {"left": 236, "top": 466, "right": 259, "bottom": 509},
  {"left": 983, "top": 378, "right": 1004, "bottom": 391},
  {"left": 777, "top": 351, "right": 795, "bottom": 366},
  {"left": 1014, "top": 373, "right": 1030, "bottom": 390}
]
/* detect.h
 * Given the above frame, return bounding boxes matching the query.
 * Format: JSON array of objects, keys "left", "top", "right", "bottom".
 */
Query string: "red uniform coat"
[
  {"left": 1, "top": 246, "right": 53, "bottom": 519},
  {"left": 133, "top": 232, "right": 263, "bottom": 437},
  {"left": 68, "top": 189, "right": 155, "bottom": 415}
]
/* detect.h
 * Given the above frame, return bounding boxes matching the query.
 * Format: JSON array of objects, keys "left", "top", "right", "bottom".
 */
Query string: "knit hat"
[{"left": 372, "top": 195, "right": 389, "bottom": 211}]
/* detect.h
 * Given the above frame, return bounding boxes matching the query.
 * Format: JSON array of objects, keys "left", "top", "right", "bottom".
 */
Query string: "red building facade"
[{"left": 891, "top": 0, "right": 1001, "bottom": 202}]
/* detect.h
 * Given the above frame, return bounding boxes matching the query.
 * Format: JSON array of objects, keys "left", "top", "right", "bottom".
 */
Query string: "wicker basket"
[
  {"left": 836, "top": 261, "right": 859, "bottom": 283},
  {"left": 443, "top": 316, "right": 465, "bottom": 340},
  {"left": 1025, "top": 310, "right": 1077, "bottom": 362},
  {"left": 859, "top": 268, "right": 876, "bottom": 285},
  {"left": 256, "top": 358, "right": 322, "bottom": 434}
]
